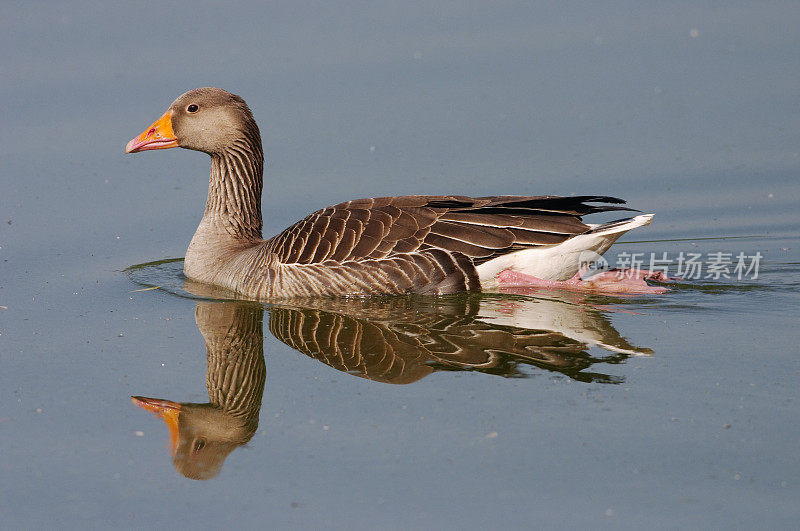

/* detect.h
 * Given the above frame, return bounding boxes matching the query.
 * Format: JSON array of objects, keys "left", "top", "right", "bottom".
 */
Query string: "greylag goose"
[{"left": 126, "top": 87, "right": 663, "bottom": 298}]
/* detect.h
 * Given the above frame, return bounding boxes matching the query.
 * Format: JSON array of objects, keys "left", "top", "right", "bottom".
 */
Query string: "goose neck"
[{"left": 205, "top": 140, "right": 264, "bottom": 240}]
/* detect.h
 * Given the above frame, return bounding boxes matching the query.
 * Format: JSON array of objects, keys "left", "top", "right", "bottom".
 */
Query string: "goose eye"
[
  {"left": 193, "top": 439, "right": 205, "bottom": 452},
  {"left": 186, "top": 104, "right": 199, "bottom": 113}
]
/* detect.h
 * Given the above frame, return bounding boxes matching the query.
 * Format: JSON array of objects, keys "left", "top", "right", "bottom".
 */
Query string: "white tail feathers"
[
  {"left": 477, "top": 214, "right": 655, "bottom": 285},
  {"left": 587, "top": 214, "right": 654, "bottom": 236}
]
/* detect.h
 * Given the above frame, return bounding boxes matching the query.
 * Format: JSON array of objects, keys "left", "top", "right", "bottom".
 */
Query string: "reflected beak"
[
  {"left": 125, "top": 110, "right": 178, "bottom": 153},
  {"left": 131, "top": 396, "right": 181, "bottom": 454}
]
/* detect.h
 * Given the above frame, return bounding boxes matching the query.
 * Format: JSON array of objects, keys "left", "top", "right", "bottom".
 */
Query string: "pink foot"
[{"left": 496, "top": 268, "right": 674, "bottom": 295}]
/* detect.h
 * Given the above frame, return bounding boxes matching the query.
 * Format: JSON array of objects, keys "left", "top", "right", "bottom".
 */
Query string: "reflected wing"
[{"left": 268, "top": 296, "right": 634, "bottom": 384}]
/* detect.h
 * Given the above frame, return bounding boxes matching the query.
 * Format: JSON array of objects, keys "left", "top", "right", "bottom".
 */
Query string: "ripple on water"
[
  {"left": 125, "top": 253, "right": 797, "bottom": 308},
  {"left": 126, "top": 258, "right": 243, "bottom": 302}
]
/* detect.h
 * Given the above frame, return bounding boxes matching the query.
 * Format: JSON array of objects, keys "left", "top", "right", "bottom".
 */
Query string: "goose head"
[{"left": 125, "top": 87, "right": 259, "bottom": 155}]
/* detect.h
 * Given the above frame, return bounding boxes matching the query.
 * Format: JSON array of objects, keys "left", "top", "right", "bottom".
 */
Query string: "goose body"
[{"left": 127, "top": 87, "right": 655, "bottom": 299}]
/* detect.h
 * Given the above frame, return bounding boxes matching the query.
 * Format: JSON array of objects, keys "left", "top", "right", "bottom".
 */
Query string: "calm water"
[{"left": 2, "top": 2, "right": 799, "bottom": 529}]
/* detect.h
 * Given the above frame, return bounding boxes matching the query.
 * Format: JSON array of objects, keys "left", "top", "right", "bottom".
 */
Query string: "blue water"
[{"left": 1, "top": 2, "right": 799, "bottom": 528}]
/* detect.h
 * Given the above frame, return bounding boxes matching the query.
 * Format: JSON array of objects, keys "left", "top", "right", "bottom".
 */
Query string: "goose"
[{"left": 126, "top": 87, "right": 665, "bottom": 298}]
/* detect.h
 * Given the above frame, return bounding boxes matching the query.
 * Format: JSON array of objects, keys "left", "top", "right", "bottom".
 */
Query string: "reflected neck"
[
  {"left": 203, "top": 305, "right": 266, "bottom": 421},
  {"left": 205, "top": 137, "right": 264, "bottom": 240}
]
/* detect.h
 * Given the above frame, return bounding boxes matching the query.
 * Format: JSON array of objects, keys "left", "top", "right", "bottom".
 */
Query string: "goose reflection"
[
  {"left": 133, "top": 302, "right": 265, "bottom": 480},
  {"left": 267, "top": 294, "right": 650, "bottom": 383},
  {"left": 133, "top": 291, "right": 650, "bottom": 479}
]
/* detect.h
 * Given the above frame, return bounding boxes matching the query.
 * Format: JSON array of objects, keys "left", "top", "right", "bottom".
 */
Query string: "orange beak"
[
  {"left": 131, "top": 396, "right": 181, "bottom": 454},
  {"left": 125, "top": 110, "right": 178, "bottom": 153}
]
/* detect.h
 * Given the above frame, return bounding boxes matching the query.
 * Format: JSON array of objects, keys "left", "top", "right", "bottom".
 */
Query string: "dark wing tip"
[{"left": 571, "top": 195, "right": 627, "bottom": 205}]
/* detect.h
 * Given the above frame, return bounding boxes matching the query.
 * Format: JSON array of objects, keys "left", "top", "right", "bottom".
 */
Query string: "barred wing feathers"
[{"left": 262, "top": 195, "right": 631, "bottom": 295}]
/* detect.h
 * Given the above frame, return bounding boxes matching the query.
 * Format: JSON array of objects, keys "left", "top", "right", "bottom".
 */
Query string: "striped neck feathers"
[{"left": 205, "top": 135, "right": 264, "bottom": 240}]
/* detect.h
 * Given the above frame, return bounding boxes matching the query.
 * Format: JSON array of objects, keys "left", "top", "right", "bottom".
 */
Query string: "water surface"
[{"left": 2, "top": 2, "right": 799, "bottom": 528}]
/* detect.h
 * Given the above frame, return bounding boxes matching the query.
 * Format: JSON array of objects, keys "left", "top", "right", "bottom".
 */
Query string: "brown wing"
[{"left": 264, "top": 195, "right": 632, "bottom": 266}]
